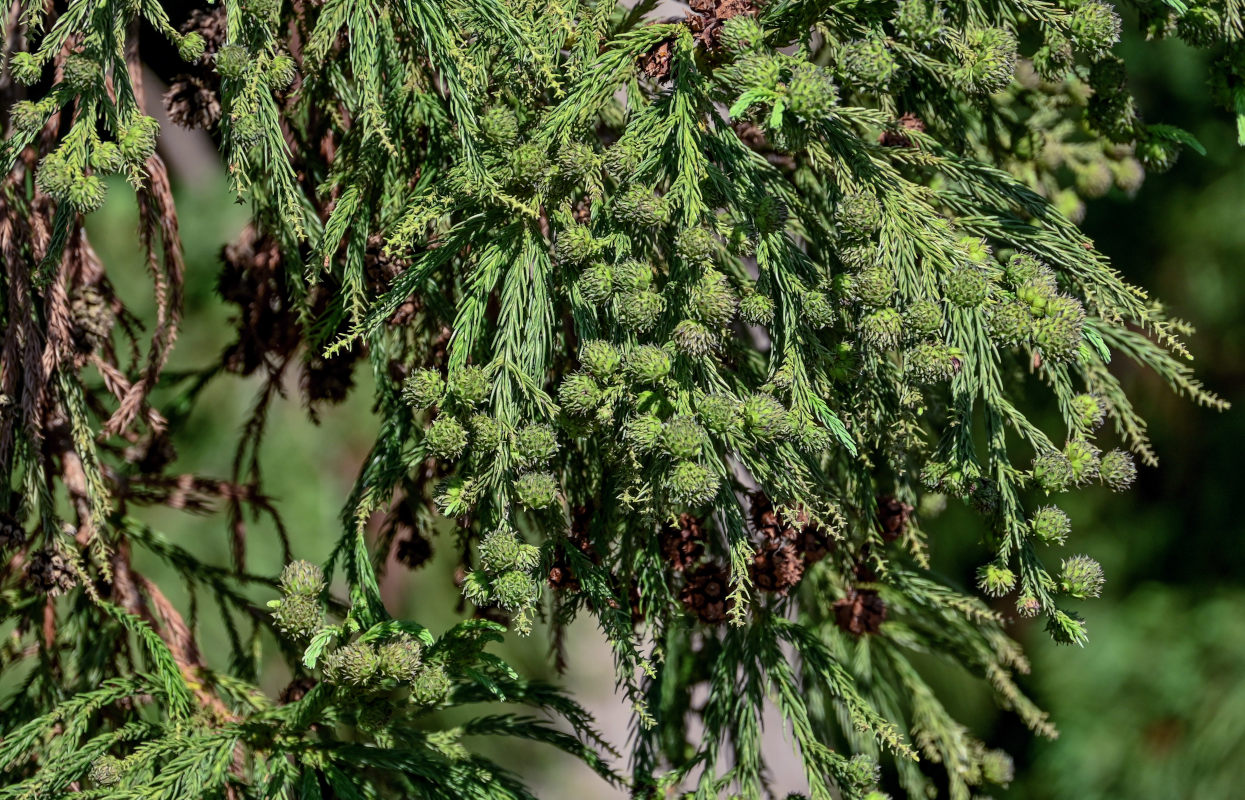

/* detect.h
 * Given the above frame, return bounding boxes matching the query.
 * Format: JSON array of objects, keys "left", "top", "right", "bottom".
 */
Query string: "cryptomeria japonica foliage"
[{"left": 0, "top": 0, "right": 1237, "bottom": 797}]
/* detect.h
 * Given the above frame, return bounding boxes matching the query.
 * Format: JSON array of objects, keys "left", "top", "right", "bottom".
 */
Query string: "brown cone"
[
  {"left": 0, "top": 513, "right": 26, "bottom": 551},
  {"left": 750, "top": 539, "right": 804, "bottom": 595},
  {"left": 679, "top": 562, "right": 734, "bottom": 625},
  {"left": 832, "top": 587, "right": 887, "bottom": 635},
  {"left": 876, "top": 495, "right": 914, "bottom": 542},
  {"left": 26, "top": 548, "right": 76, "bottom": 597},
  {"left": 660, "top": 513, "right": 706, "bottom": 571}
]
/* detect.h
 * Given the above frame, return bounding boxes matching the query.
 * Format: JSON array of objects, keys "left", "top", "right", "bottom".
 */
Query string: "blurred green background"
[{"left": 88, "top": 29, "right": 1245, "bottom": 800}]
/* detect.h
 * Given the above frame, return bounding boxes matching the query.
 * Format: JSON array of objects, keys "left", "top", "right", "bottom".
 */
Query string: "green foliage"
[{"left": 0, "top": 0, "right": 1238, "bottom": 798}]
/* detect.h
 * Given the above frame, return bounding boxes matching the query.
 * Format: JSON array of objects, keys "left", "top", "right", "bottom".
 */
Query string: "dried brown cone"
[
  {"left": 25, "top": 547, "right": 76, "bottom": 597},
  {"left": 0, "top": 513, "right": 26, "bottom": 551},
  {"left": 164, "top": 75, "right": 222, "bottom": 130},
  {"left": 300, "top": 348, "right": 359, "bottom": 409},
  {"left": 278, "top": 676, "right": 317, "bottom": 705},
  {"left": 749, "top": 540, "right": 804, "bottom": 595},
  {"left": 876, "top": 495, "right": 914, "bottom": 542},
  {"left": 688, "top": 0, "right": 760, "bottom": 49},
  {"left": 641, "top": 38, "right": 675, "bottom": 82},
  {"left": 183, "top": 7, "right": 227, "bottom": 49},
  {"left": 879, "top": 113, "right": 925, "bottom": 148},
  {"left": 832, "top": 587, "right": 887, "bottom": 635},
  {"left": 218, "top": 227, "right": 301, "bottom": 374},
  {"left": 69, "top": 285, "right": 114, "bottom": 354},
  {"left": 748, "top": 492, "right": 797, "bottom": 543},
  {"left": 395, "top": 533, "right": 433, "bottom": 570},
  {"left": 660, "top": 513, "right": 706, "bottom": 572},
  {"left": 679, "top": 562, "right": 734, "bottom": 625}
]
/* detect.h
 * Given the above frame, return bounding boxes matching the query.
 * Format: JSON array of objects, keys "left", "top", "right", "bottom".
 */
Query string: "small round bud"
[
  {"left": 469, "top": 414, "right": 503, "bottom": 450},
  {"left": 267, "top": 54, "right": 297, "bottom": 89},
  {"left": 118, "top": 116, "right": 159, "bottom": 163},
  {"left": 850, "top": 268, "right": 896, "bottom": 308},
  {"left": 557, "top": 142, "right": 599, "bottom": 181},
  {"left": 624, "top": 414, "right": 665, "bottom": 453},
  {"left": 689, "top": 398, "right": 739, "bottom": 441},
  {"left": 666, "top": 461, "right": 720, "bottom": 505},
  {"left": 943, "top": 263, "right": 991, "bottom": 307},
  {"left": 67, "top": 174, "right": 107, "bottom": 214},
  {"left": 739, "top": 290, "right": 775, "bottom": 325},
  {"left": 481, "top": 106, "right": 519, "bottom": 145},
  {"left": 1068, "top": 0, "right": 1121, "bottom": 56},
  {"left": 623, "top": 345, "right": 672, "bottom": 384},
  {"left": 859, "top": 307, "right": 903, "bottom": 350},
  {"left": 673, "top": 319, "right": 717, "bottom": 357},
  {"left": 955, "top": 27, "right": 1017, "bottom": 94},
  {"left": 377, "top": 635, "right": 423, "bottom": 679},
  {"left": 1032, "top": 451, "right": 1074, "bottom": 493},
  {"left": 214, "top": 43, "right": 252, "bottom": 80},
  {"left": 742, "top": 394, "right": 791, "bottom": 441},
  {"left": 753, "top": 195, "right": 788, "bottom": 234},
  {"left": 803, "top": 291, "right": 836, "bottom": 328},
  {"left": 556, "top": 224, "right": 596, "bottom": 264},
  {"left": 1030, "top": 505, "right": 1071, "bottom": 545},
  {"left": 89, "top": 755, "right": 124, "bottom": 787},
  {"left": 62, "top": 55, "right": 101, "bottom": 92},
  {"left": 1016, "top": 592, "right": 1041, "bottom": 617},
  {"left": 615, "top": 289, "right": 664, "bottom": 332},
  {"left": 1064, "top": 439, "right": 1101, "bottom": 484},
  {"left": 1098, "top": 449, "right": 1136, "bottom": 491},
  {"left": 580, "top": 340, "right": 622, "bottom": 379},
  {"left": 510, "top": 142, "right": 548, "bottom": 189},
  {"left": 89, "top": 142, "right": 124, "bottom": 173},
  {"left": 426, "top": 417, "right": 468, "bottom": 460},
  {"left": 904, "top": 300, "right": 944, "bottom": 335},
  {"left": 689, "top": 270, "right": 737, "bottom": 327},
  {"left": 36, "top": 152, "right": 76, "bottom": 200},
  {"left": 663, "top": 416, "right": 706, "bottom": 460},
  {"left": 719, "top": 15, "right": 766, "bottom": 54},
  {"left": 410, "top": 662, "right": 452, "bottom": 705},
  {"left": 492, "top": 569, "right": 537, "bottom": 610},
  {"left": 322, "top": 641, "right": 379, "bottom": 687},
  {"left": 613, "top": 186, "right": 669, "bottom": 228},
  {"left": 676, "top": 227, "right": 717, "bottom": 263},
  {"left": 178, "top": 32, "right": 207, "bottom": 63},
  {"left": 835, "top": 191, "right": 883, "bottom": 240},
  {"left": 271, "top": 594, "right": 324, "bottom": 640},
  {"left": 1032, "top": 295, "right": 1085, "bottom": 360},
  {"left": 9, "top": 52, "right": 41, "bottom": 85},
  {"left": 402, "top": 369, "right": 444, "bottom": 409},
  {"left": 980, "top": 749, "right": 1015, "bottom": 786},
  {"left": 785, "top": 63, "right": 839, "bottom": 120},
  {"left": 447, "top": 366, "right": 490, "bottom": 405},
  {"left": 280, "top": 560, "right": 326, "bottom": 596},
  {"left": 988, "top": 301, "right": 1034, "bottom": 345},
  {"left": 514, "top": 471, "right": 559, "bottom": 509},
  {"left": 10, "top": 100, "right": 48, "bottom": 133},
  {"left": 839, "top": 38, "right": 900, "bottom": 89},
  {"left": 1070, "top": 393, "right": 1106, "bottom": 431},
  {"left": 976, "top": 562, "right": 1017, "bottom": 597},
  {"left": 1110, "top": 157, "right": 1145, "bottom": 194},
  {"left": 558, "top": 373, "right": 602, "bottom": 415},
  {"left": 905, "top": 341, "right": 957, "bottom": 383},
  {"left": 1059, "top": 554, "right": 1105, "bottom": 598},
  {"left": 514, "top": 423, "right": 558, "bottom": 467},
  {"left": 1074, "top": 160, "right": 1114, "bottom": 198}
]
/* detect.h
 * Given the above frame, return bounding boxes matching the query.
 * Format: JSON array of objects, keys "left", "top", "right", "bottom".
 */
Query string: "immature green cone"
[
  {"left": 976, "top": 562, "right": 1017, "bottom": 597},
  {"left": 1064, "top": 439, "right": 1102, "bottom": 484},
  {"left": 616, "top": 289, "right": 664, "bottom": 331},
  {"left": 675, "top": 227, "right": 717, "bottom": 263},
  {"left": 492, "top": 569, "right": 538, "bottom": 610},
  {"left": 579, "top": 340, "right": 621, "bottom": 379},
  {"left": 1029, "top": 506, "right": 1071, "bottom": 545},
  {"left": 905, "top": 342, "right": 958, "bottom": 384},
  {"left": 9, "top": 51, "right": 41, "bottom": 85},
  {"left": 1068, "top": 0, "right": 1121, "bottom": 56},
  {"left": 323, "top": 641, "right": 379, "bottom": 687},
  {"left": 447, "top": 366, "right": 490, "bottom": 405},
  {"left": 469, "top": 414, "right": 502, "bottom": 450},
  {"left": 860, "top": 308, "right": 903, "bottom": 350},
  {"left": 68, "top": 174, "right": 107, "bottom": 214},
  {"left": 802, "top": 291, "right": 836, "bottom": 329},
  {"left": 850, "top": 268, "right": 896, "bottom": 308},
  {"left": 663, "top": 416, "right": 705, "bottom": 460},
  {"left": 834, "top": 191, "right": 883, "bottom": 240},
  {"left": 1059, "top": 554, "right": 1105, "bottom": 598},
  {"left": 89, "top": 755, "right": 124, "bottom": 787},
  {"left": 410, "top": 662, "right": 452, "bottom": 705},
  {"left": 214, "top": 43, "right": 251, "bottom": 80},
  {"left": 280, "top": 560, "right": 326, "bottom": 596},
  {"left": 1099, "top": 449, "right": 1137, "bottom": 490},
  {"left": 509, "top": 142, "right": 548, "bottom": 189},
  {"left": 377, "top": 635, "right": 423, "bottom": 681},
  {"left": 839, "top": 38, "right": 900, "bottom": 89},
  {"left": 426, "top": 417, "right": 468, "bottom": 460},
  {"left": 557, "top": 142, "right": 599, "bottom": 181},
  {"left": 742, "top": 393, "right": 791, "bottom": 440},
  {"left": 558, "top": 373, "right": 602, "bottom": 415},
  {"left": 613, "top": 186, "right": 668, "bottom": 228},
  {"left": 556, "top": 224, "right": 596, "bottom": 264},
  {"left": 893, "top": 0, "right": 945, "bottom": 47},
  {"left": 667, "top": 461, "right": 720, "bottom": 505},
  {"left": 514, "top": 471, "right": 558, "bottom": 509},
  {"left": 402, "top": 369, "right": 444, "bottom": 409},
  {"left": 1032, "top": 295, "right": 1086, "bottom": 360},
  {"left": 272, "top": 594, "right": 323, "bottom": 641},
  {"left": 689, "top": 270, "right": 737, "bottom": 327},
  {"left": 785, "top": 63, "right": 839, "bottom": 119},
  {"left": 62, "top": 55, "right": 101, "bottom": 92},
  {"left": 1005, "top": 252, "right": 1054, "bottom": 288},
  {"left": 739, "top": 290, "right": 776, "bottom": 325},
  {"left": 90, "top": 142, "right": 124, "bottom": 174},
  {"left": 623, "top": 345, "right": 672, "bottom": 384},
  {"left": 480, "top": 106, "right": 519, "bottom": 145},
  {"left": 1032, "top": 451, "right": 1074, "bottom": 492},
  {"left": 514, "top": 423, "right": 558, "bottom": 467},
  {"left": 479, "top": 527, "right": 533, "bottom": 572},
  {"left": 988, "top": 301, "right": 1034, "bottom": 345},
  {"left": 943, "top": 263, "right": 991, "bottom": 307},
  {"left": 673, "top": 319, "right": 716, "bottom": 357},
  {"left": 178, "top": 32, "right": 207, "bottom": 62},
  {"left": 955, "top": 27, "right": 1017, "bottom": 94},
  {"left": 697, "top": 394, "right": 742, "bottom": 433},
  {"left": 719, "top": 14, "right": 766, "bottom": 54},
  {"left": 904, "top": 299, "right": 944, "bottom": 336},
  {"left": 624, "top": 414, "right": 665, "bottom": 452}
]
